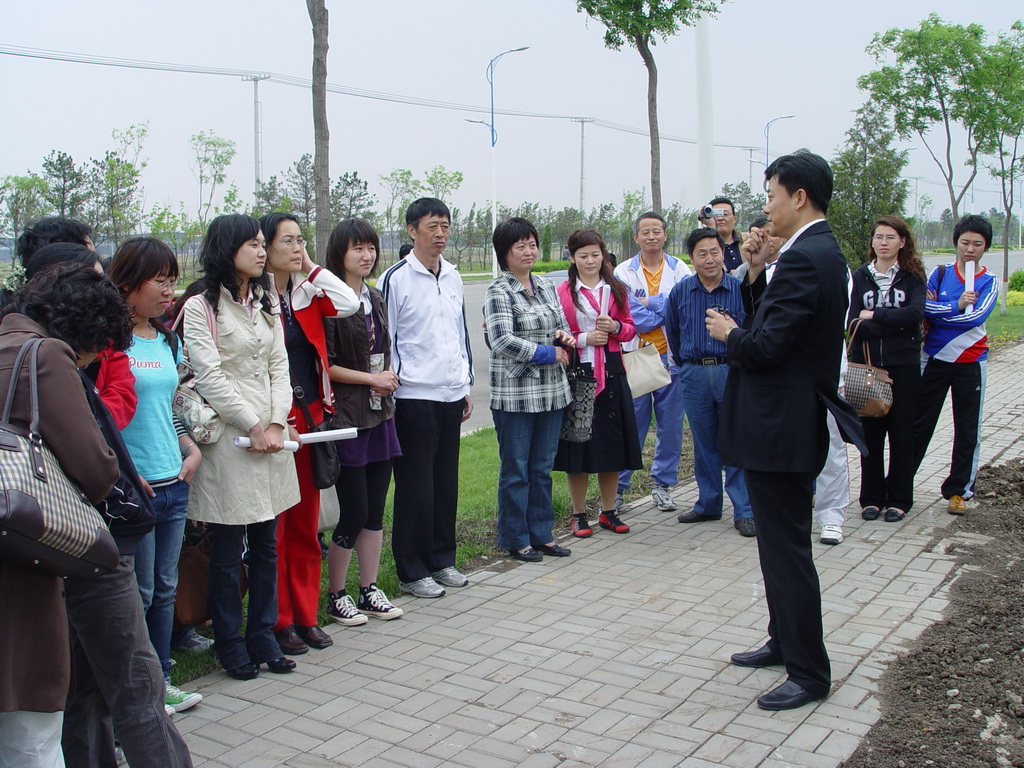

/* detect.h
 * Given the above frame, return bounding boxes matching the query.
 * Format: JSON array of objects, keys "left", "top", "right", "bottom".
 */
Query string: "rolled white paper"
[
  {"left": 233, "top": 437, "right": 300, "bottom": 452},
  {"left": 298, "top": 427, "right": 358, "bottom": 444},
  {"left": 964, "top": 260, "right": 975, "bottom": 313}
]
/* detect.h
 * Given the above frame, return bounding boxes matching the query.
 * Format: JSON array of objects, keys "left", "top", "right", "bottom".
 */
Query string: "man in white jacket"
[
  {"left": 613, "top": 211, "right": 693, "bottom": 512},
  {"left": 379, "top": 198, "right": 474, "bottom": 598}
]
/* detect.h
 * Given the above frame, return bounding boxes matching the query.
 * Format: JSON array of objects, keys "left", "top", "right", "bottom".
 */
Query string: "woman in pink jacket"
[{"left": 554, "top": 229, "right": 641, "bottom": 538}]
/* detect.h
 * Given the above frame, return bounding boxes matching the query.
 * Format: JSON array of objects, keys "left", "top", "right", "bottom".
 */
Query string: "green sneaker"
[{"left": 165, "top": 682, "right": 202, "bottom": 713}]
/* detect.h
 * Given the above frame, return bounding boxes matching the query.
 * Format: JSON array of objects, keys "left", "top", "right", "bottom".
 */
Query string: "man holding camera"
[{"left": 699, "top": 197, "right": 744, "bottom": 272}]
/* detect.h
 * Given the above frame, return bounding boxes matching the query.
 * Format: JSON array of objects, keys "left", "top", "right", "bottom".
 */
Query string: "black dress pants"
[
  {"left": 391, "top": 398, "right": 464, "bottom": 583},
  {"left": 858, "top": 363, "right": 920, "bottom": 512},
  {"left": 745, "top": 468, "right": 831, "bottom": 695}
]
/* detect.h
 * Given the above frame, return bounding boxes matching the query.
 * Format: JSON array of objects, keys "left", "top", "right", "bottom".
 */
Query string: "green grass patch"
[{"left": 987, "top": 302, "right": 1024, "bottom": 349}]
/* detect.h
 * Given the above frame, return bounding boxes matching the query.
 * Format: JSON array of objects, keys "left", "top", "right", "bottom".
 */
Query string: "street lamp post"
[
  {"left": 763, "top": 115, "right": 795, "bottom": 168},
  {"left": 483, "top": 47, "right": 528, "bottom": 277}
]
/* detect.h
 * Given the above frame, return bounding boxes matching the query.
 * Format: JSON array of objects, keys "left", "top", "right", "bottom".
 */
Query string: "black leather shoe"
[
  {"left": 756, "top": 679, "right": 827, "bottom": 711},
  {"left": 730, "top": 644, "right": 784, "bottom": 668},
  {"left": 509, "top": 548, "right": 543, "bottom": 562},
  {"left": 861, "top": 506, "right": 881, "bottom": 521},
  {"left": 274, "top": 626, "right": 309, "bottom": 656},
  {"left": 265, "top": 656, "right": 297, "bottom": 674},
  {"left": 225, "top": 661, "right": 259, "bottom": 680},
  {"left": 296, "top": 624, "right": 334, "bottom": 650},
  {"left": 735, "top": 518, "right": 757, "bottom": 537},
  {"left": 532, "top": 543, "right": 571, "bottom": 557},
  {"left": 677, "top": 511, "right": 722, "bottom": 524}
]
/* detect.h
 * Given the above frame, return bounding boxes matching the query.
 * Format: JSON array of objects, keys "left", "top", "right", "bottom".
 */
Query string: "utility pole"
[
  {"left": 242, "top": 74, "right": 270, "bottom": 202},
  {"left": 572, "top": 118, "right": 594, "bottom": 225}
]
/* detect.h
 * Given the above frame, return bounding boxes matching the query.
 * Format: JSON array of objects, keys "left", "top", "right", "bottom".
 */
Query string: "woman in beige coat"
[{"left": 180, "top": 214, "right": 300, "bottom": 680}]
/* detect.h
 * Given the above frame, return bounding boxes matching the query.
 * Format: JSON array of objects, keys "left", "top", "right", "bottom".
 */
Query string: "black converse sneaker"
[
  {"left": 327, "top": 591, "right": 368, "bottom": 626},
  {"left": 358, "top": 584, "right": 404, "bottom": 620}
]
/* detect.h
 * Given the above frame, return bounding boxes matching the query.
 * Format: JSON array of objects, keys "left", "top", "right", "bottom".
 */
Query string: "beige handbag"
[
  {"left": 845, "top": 319, "right": 894, "bottom": 418},
  {"left": 623, "top": 342, "right": 671, "bottom": 398}
]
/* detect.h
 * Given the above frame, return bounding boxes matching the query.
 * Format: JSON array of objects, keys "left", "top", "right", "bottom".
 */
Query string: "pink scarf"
[{"left": 579, "top": 285, "right": 609, "bottom": 397}]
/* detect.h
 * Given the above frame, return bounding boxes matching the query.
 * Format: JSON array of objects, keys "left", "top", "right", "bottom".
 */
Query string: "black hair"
[
  {"left": 6, "top": 263, "right": 132, "bottom": 354},
  {"left": 748, "top": 214, "right": 769, "bottom": 232},
  {"left": 107, "top": 237, "right": 180, "bottom": 347},
  {"left": 25, "top": 243, "right": 100, "bottom": 281},
  {"left": 492, "top": 218, "right": 539, "bottom": 272},
  {"left": 325, "top": 218, "right": 381, "bottom": 281},
  {"left": 405, "top": 197, "right": 450, "bottom": 228},
  {"left": 15, "top": 217, "right": 94, "bottom": 265},
  {"left": 632, "top": 211, "right": 666, "bottom": 237},
  {"left": 258, "top": 212, "right": 302, "bottom": 246},
  {"left": 565, "top": 229, "right": 629, "bottom": 313},
  {"left": 186, "top": 214, "right": 272, "bottom": 315},
  {"left": 952, "top": 214, "right": 993, "bottom": 250},
  {"left": 708, "top": 197, "right": 735, "bottom": 214},
  {"left": 686, "top": 227, "right": 726, "bottom": 256},
  {"left": 765, "top": 149, "right": 833, "bottom": 215},
  {"left": 398, "top": 243, "right": 413, "bottom": 258}
]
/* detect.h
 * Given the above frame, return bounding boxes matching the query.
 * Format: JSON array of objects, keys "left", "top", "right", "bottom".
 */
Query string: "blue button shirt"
[{"left": 664, "top": 273, "right": 745, "bottom": 365}]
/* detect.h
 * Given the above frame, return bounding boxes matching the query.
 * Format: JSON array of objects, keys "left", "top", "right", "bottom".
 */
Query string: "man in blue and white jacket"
[
  {"left": 913, "top": 214, "right": 998, "bottom": 515},
  {"left": 613, "top": 211, "right": 693, "bottom": 512},
  {"left": 380, "top": 198, "right": 474, "bottom": 599}
]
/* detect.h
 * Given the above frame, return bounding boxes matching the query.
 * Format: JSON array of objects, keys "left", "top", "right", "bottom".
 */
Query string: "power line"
[{"left": 0, "top": 43, "right": 755, "bottom": 150}]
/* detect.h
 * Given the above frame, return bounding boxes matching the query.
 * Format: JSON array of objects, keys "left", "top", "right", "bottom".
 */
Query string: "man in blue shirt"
[{"left": 665, "top": 228, "right": 754, "bottom": 536}]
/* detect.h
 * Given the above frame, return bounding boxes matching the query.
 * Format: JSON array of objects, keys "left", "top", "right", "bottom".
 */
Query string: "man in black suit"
[{"left": 706, "top": 150, "right": 865, "bottom": 711}]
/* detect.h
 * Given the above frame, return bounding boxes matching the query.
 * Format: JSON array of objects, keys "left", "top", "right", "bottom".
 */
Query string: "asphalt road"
[{"left": 460, "top": 252, "right": 1022, "bottom": 435}]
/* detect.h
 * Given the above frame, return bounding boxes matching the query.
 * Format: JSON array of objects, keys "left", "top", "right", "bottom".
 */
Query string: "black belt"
[{"left": 682, "top": 356, "right": 727, "bottom": 366}]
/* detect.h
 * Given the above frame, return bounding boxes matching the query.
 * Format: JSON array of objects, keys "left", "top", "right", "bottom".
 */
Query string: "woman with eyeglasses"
[
  {"left": 107, "top": 237, "right": 206, "bottom": 712},
  {"left": 259, "top": 213, "right": 358, "bottom": 656},
  {"left": 848, "top": 216, "right": 926, "bottom": 523}
]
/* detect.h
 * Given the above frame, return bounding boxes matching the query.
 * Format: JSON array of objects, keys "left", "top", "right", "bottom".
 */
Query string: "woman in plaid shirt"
[{"left": 483, "top": 218, "right": 576, "bottom": 563}]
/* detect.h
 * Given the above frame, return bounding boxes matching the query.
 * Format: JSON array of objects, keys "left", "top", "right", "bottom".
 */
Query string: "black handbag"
[
  {"left": 0, "top": 339, "right": 120, "bottom": 578},
  {"left": 560, "top": 350, "right": 597, "bottom": 443},
  {"left": 293, "top": 386, "right": 342, "bottom": 489}
]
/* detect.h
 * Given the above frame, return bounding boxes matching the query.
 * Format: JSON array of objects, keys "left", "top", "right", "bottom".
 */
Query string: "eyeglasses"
[
  {"left": 872, "top": 234, "right": 899, "bottom": 242},
  {"left": 147, "top": 278, "right": 179, "bottom": 291},
  {"left": 277, "top": 236, "right": 306, "bottom": 247}
]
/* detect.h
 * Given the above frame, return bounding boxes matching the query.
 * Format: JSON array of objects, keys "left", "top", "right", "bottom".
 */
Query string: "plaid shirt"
[{"left": 483, "top": 272, "right": 571, "bottom": 413}]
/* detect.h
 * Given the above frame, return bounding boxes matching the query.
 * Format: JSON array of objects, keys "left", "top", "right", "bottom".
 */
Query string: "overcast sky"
[{"left": 2, "top": 1, "right": 1021, "bottom": 223}]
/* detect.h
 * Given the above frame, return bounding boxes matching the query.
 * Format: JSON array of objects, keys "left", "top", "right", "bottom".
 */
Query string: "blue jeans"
[
  {"left": 677, "top": 363, "right": 752, "bottom": 521},
  {"left": 208, "top": 519, "right": 280, "bottom": 669},
  {"left": 492, "top": 408, "right": 562, "bottom": 551},
  {"left": 135, "top": 480, "right": 190, "bottom": 679},
  {"left": 619, "top": 354, "right": 685, "bottom": 490}
]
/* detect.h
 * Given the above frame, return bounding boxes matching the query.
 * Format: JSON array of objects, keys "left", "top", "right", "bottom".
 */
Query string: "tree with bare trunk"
[
  {"left": 306, "top": 0, "right": 330, "bottom": 261},
  {"left": 575, "top": 0, "right": 721, "bottom": 213}
]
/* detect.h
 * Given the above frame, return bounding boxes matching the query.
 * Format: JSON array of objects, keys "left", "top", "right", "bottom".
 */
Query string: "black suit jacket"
[{"left": 720, "top": 220, "right": 866, "bottom": 474}]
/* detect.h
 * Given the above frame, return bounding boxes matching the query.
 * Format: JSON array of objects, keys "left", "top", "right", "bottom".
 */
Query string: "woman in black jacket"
[{"left": 848, "top": 216, "right": 926, "bottom": 523}]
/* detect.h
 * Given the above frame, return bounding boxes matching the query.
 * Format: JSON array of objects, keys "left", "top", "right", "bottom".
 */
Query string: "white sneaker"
[
  {"left": 652, "top": 484, "right": 677, "bottom": 511},
  {"left": 613, "top": 492, "right": 625, "bottom": 513},
  {"left": 819, "top": 525, "right": 844, "bottom": 545},
  {"left": 165, "top": 682, "right": 202, "bottom": 713},
  {"left": 400, "top": 577, "right": 446, "bottom": 598},
  {"left": 164, "top": 704, "right": 176, "bottom": 717},
  {"left": 431, "top": 567, "right": 468, "bottom": 588}
]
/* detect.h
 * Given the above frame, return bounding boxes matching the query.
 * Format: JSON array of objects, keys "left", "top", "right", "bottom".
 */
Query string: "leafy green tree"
[
  {"left": 423, "top": 165, "right": 464, "bottom": 202},
  {"left": 147, "top": 204, "right": 200, "bottom": 270},
  {"left": 830, "top": 100, "right": 910, "bottom": 266},
  {"left": 541, "top": 223, "right": 553, "bottom": 262},
  {"left": 286, "top": 154, "right": 317, "bottom": 238},
  {"left": 41, "top": 151, "right": 88, "bottom": 218},
  {"left": 190, "top": 130, "right": 237, "bottom": 231},
  {"left": 0, "top": 174, "right": 52, "bottom": 246},
  {"left": 330, "top": 171, "right": 376, "bottom": 221},
  {"left": 254, "top": 175, "right": 294, "bottom": 216},
  {"left": 575, "top": 0, "right": 722, "bottom": 213},
  {"left": 859, "top": 14, "right": 987, "bottom": 220},
  {"left": 378, "top": 169, "right": 424, "bottom": 255},
  {"left": 976, "top": 21, "right": 1024, "bottom": 313},
  {"left": 86, "top": 124, "right": 148, "bottom": 246}
]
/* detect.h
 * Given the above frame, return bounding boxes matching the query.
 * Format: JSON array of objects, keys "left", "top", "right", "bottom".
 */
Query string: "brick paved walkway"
[{"left": 176, "top": 343, "right": 1024, "bottom": 768}]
